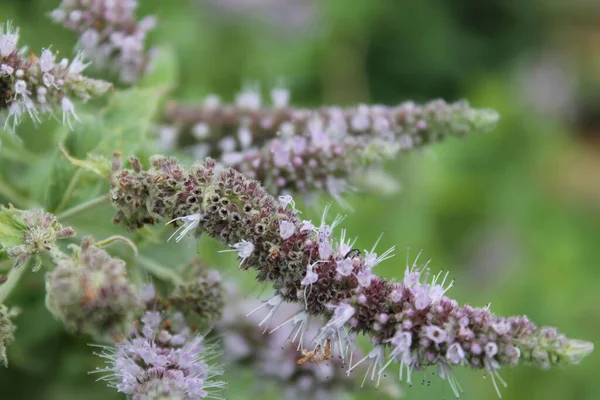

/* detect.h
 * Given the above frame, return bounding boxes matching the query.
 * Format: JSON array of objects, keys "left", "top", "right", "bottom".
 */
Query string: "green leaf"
[
  {"left": 43, "top": 114, "right": 105, "bottom": 213},
  {"left": 139, "top": 45, "right": 179, "bottom": 90},
  {"left": 94, "top": 86, "right": 164, "bottom": 156},
  {"left": 44, "top": 86, "right": 165, "bottom": 213},
  {"left": 0, "top": 205, "right": 27, "bottom": 248}
]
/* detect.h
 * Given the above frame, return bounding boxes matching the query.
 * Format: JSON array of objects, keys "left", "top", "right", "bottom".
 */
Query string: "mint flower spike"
[
  {"left": 50, "top": 0, "right": 157, "bottom": 84},
  {"left": 0, "top": 21, "right": 111, "bottom": 132},
  {"left": 45, "top": 237, "right": 142, "bottom": 342},
  {"left": 91, "top": 311, "right": 226, "bottom": 400},
  {"left": 160, "top": 90, "right": 499, "bottom": 199},
  {"left": 110, "top": 156, "right": 593, "bottom": 398}
]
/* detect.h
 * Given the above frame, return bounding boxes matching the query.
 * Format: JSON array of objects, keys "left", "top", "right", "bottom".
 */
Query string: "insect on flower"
[
  {"left": 344, "top": 248, "right": 361, "bottom": 259},
  {"left": 297, "top": 338, "right": 332, "bottom": 365}
]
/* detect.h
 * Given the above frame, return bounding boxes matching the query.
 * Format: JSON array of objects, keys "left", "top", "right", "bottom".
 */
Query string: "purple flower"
[
  {"left": 0, "top": 22, "right": 110, "bottom": 131},
  {"left": 50, "top": 0, "right": 156, "bottom": 84},
  {"left": 160, "top": 91, "right": 499, "bottom": 199},
  {"left": 92, "top": 311, "right": 225, "bottom": 399},
  {"left": 111, "top": 156, "right": 594, "bottom": 398}
]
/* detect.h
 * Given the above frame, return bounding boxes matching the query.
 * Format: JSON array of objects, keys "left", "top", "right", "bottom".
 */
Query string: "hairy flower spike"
[
  {"left": 0, "top": 205, "right": 76, "bottom": 270},
  {"left": 50, "top": 0, "right": 156, "bottom": 84},
  {"left": 0, "top": 304, "right": 18, "bottom": 367},
  {"left": 110, "top": 156, "right": 592, "bottom": 397},
  {"left": 92, "top": 311, "right": 226, "bottom": 399},
  {"left": 0, "top": 21, "right": 111, "bottom": 131},
  {"left": 161, "top": 93, "right": 499, "bottom": 198},
  {"left": 45, "top": 237, "right": 142, "bottom": 341}
]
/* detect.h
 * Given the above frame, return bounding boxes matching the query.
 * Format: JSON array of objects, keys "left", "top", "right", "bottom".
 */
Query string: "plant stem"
[
  {"left": 0, "top": 263, "right": 27, "bottom": 303},
  {"left": 53, "top": 169, "right": 84, "bottom": 214},
  {"left": 137, "top": 255, "right": 183, "bottom": 285},
  {"left": 57, "top": 195, "right": 108, "bottom": 221}
]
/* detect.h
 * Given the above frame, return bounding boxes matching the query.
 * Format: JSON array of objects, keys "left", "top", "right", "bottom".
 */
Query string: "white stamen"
[{"left": 166, "top": 213, "right": 203, "bottom": 242}]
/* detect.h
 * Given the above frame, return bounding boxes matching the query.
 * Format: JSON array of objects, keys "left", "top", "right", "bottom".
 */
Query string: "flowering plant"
[{"left": 0, "top": 2, "right": 593, "bottom": 400}]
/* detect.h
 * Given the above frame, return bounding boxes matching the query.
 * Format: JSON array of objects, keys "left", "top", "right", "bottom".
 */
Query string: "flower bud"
[
  {"left": 0, "top": 206, "right": 75, "bottom": 270},
  {"left": 45, "top": 237, "right": 141, "bottom": 341},
  {"left": 168, "top": 259, "right": 224, "bottom": 326}
]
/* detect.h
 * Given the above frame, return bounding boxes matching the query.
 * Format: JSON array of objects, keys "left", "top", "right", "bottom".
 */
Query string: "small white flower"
[
  {"left": 232, "top": 240, "right": 254, "bottom": 258},
  {"left": 390, "top": 288, "right": 402, "bottom": 302},
  {"left": 14, "top": 80, "right": 29, "bottom": 96},
  {"left": 236, "top": 87, "right": 261, "bottom": 110},
  {"left": 278, "top": 194, "right": 295, "bottom": 210},
  {"left": 80, "top": 29, "right": 100, "bottom": 50},
  {"left": 300, "top": 220, "right": 315, "bottom": 232},
  {"left": 413, "top": 286, "right": 430, "bottom": 310},
  {"left": 61, "top": 97, "right": 79, "bottom": 129},
  {"left": 446, "top": 343, "right": 465, "bottom": 365},
  {"left": 424, "top": 325, "right": 447, "bottom": 344},
  {"left": 318, "top": 240, "right": 332, "bottom": 260},
  {"left": 485, "top": 342, "right": 498, "bottom": 358},
  {"left": 391, "top": 331, "right": 412, "bottom": 351},
  {"left": 42, "top": 72, "right": 56, "bottom": 88},
  {"left": 68, "top": 52, "right": 88, "bottom": 74},
  {"left": 279, "top": 220, "right": 295, "bottom": 240},
  {"left": 271, "top": 87, "right": 290, "bottom": 108},
  {"left": 219, "top": 240, "right": 255, "bottom": 269},
  {"left": 301, "top": 262, "right": 319, "bottom": 286},
  {"left": 0, "top": 23, "right": 19, "bottom": 56},
  {"left": 350, "top": 104, "right": 370, "bottom": 131},
  {"left": 218, "top": 136, "right": 236, "bottom": 153},
  {"left": 40, "top": 48, "right": 55, "bottom": 72},
  {"left": 492, "top": 321, "right": 511, "bottom": 336},
  {"left": 68, "top": 10, "right": 83, "bottom": 23},
  {"left": 336, "top": 258, "right": 353, "bottom": 277},
  {"left": 237, "top": 125, "right": 252, "bottom": 149},
  {"left": 356, "top": 268, "right": 374, "bottom": 287},
  {"left": 166, "top": 213, "right": 203, "bottom": 242},
  {"left": 192, "top": 122, "right": 210, "bottom": 139},
  {"left": 203, "top": 94, "right": 220, "bottom": 109},
  {"left": 1, "top": 64, "right": 14, "bottom": 75}
]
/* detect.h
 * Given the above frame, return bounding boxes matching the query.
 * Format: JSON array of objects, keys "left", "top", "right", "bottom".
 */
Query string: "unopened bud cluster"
[
  {"left": 111, "top": 155, "right": 593, "bottom": 396},
  {"left": 0, "top": 21, "right": 111, "bottom": 131},
  {"left": 0, "top": 304, "right": 18, "bottom": 367},
  {"left": 50, "top": 0, "right": 157, "bottom": 84},
  {"left": 45, "top": 237, "right": 141, "bottom": 341},
  {"left": 93, "top": 311, "right": 226, "bottom": 399},
  {"left": 167, "top": 259, "right": 224, "bottom": 327},
  {"left": 159, "top": 89, "right": 499, "bottom": 197},
  {"left": 0, "top": 205, "right": 75, "bottom": 270}
]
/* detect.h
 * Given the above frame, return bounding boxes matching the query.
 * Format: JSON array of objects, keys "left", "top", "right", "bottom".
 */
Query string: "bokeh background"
[{"left": 0, "top": 0, "right": 599, "bottom": 399}]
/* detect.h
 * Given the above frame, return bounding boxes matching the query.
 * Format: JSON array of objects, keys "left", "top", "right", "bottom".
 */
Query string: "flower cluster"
[
  {"left": 0, "top": 205, "right": 76, "bottom": 270},
  {"left": 159, "top": 89, "right": 499, "bottom": 198},
  {"left": 45, "top": 237, "right": 142, "bottom": 342},
  {"left": 0, "top": 304, "right": 18, "bottom": 367},
  {"left": 166, "top": 259, "right": 225, "bottom": 327},
  {"left": 50, "top": 0, "right": 157, "bottom": 84},
  {"left": 92, "top": 311, "right": 226, "bottom": 400},
  {"left": 110, "top": 155, "right": 593, "bottom": 397},
  {"left": 216, "top": 288, "right": 401, "bottom": 400},
  {"left": 0, "top": 21, "right": 111, "bottom": 131}
]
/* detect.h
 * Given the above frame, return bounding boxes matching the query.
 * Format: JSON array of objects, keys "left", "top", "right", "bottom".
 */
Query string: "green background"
[{"left": 0, "top": 0, "right": 598, "bottom": 399}]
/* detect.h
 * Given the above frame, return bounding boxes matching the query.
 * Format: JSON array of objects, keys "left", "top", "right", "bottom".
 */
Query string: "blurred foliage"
[{"left": 0, "top": 0, "right": 598, "bottom": 399}]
